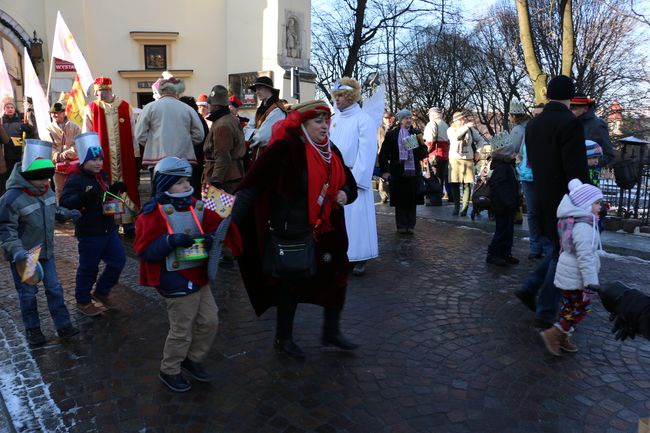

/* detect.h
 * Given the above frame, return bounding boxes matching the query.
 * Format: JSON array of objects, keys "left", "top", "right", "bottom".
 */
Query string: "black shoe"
[
  {"left": 26, "top": 328, "right": 46, "bottom": 346},
  {"left": 459, "top": 210, "right": 468, "bottom": 217},
  {"left": 485, "top": 255, "right": 507, "bottom": 266},
  {"left": 57, "top": 325, "right": 79, "bottom": 339},
  {"left": 514, "top": 289, "right": 537, "bottom": 312},
  {"left": 321, "top": 333, "right": 359, "bottom": 350},
  {"left": 528, "top": 253, "right": 543, "bottom": 260},
  {"left": 274, "top": 338, "right": 306, "bottom": 359},
  {"left": 181, "top": 358, "right": 212, "bottom": 383},
  {"left": 352, "top": 263, "right": 366, "bottom": 276},
  {"left": 533, "top": 318, "right": 553, "bottom": 331},
  {"left": 159, "top": 371, "right": 191, "bottom": 392},
  {"left": 505, "top": 256, "right": 520, "bottom": 265}
]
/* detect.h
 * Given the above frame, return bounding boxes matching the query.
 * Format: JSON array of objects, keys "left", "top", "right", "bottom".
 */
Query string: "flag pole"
[{"left": 45, "top": 56, "right": 55, "bottom": 103}]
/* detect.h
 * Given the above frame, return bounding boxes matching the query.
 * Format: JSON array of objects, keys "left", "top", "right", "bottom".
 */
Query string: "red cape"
[{"left": 134, "top": 198, "right": 242, "bottom": 287}]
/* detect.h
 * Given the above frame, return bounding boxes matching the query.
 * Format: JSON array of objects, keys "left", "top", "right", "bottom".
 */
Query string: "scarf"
[
  {"left": 303, "top": 130, "right": 346, "bottom": 236},
  {"left": 398, "top": 127, "right": 415, "bottom": 175},
  {"left": 557, "top": 215, "right": 600, "bottom": 254}
]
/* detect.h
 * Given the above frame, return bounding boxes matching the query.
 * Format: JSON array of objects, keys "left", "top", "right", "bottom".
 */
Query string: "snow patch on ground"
[
  {"left": 599, "top": 250, "right": 650, "bottom": 264},
  {"left": 0, "top": 310, "right": 68, "bottom": 433}
]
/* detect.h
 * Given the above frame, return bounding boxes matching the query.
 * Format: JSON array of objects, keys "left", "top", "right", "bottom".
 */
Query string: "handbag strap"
[{"left": 313, "top": 161, "right": 331, "bottom": 232}]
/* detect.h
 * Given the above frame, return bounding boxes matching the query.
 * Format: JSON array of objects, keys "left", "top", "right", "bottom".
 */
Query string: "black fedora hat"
[{"left": 248, "top": 76, "right": 278, "bottom": 92}]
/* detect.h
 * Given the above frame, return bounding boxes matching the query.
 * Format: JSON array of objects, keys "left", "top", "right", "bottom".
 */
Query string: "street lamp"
[{"left": 29, "top": 31, "right": 43, "bottom": 62}]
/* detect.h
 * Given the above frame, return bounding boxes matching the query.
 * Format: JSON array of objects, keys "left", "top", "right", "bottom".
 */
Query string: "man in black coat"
[
  {"left": 570, "top": 93, "right": 615, "bottom": 167},
  {"left": 514, "top": 76, "right": 590, "bottom": 329}
]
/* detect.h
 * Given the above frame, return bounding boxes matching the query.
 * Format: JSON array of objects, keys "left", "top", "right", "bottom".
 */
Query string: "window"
[{"left": 144, "top": 45, "right": 167, "bottom": 70}]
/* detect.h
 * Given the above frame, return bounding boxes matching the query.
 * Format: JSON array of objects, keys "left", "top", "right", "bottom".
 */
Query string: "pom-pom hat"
[
  {"left": 585, "top": 140, "right": 603, "bottom": 159},
  {"left": 568, "top": 178, "right": 603, "bottom": 211}
]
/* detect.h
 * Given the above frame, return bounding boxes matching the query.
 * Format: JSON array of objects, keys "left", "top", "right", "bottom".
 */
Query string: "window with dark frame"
[{"left": 144, "top": 45, "right": 167, "bottom": 70}]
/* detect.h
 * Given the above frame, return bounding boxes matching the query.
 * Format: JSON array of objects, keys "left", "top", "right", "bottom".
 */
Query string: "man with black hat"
[
  {"left": 514, "top": 75, "right": 590, "bottom": 331},
  {"left": 47, "top": 102, "right": 81, "bottom": 203},
  {"left": 202, "top": 85, "right": 246, "bottom": 194},
  {"left": 248, "top": 76, "right": 287, "bottom": 162},
  {"left": 570, "top": 93, "right": 615, "bottom": 167},
  {"left": 1, "top": 97, "right": 36, "bottom": 194}
]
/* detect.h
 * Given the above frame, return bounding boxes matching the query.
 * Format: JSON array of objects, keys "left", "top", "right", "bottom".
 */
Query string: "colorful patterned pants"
[{"left": 557, "top": 289, "right": 592, "bottom": 332}]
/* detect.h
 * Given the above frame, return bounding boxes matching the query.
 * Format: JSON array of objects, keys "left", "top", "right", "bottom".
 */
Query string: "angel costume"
[{"left": 329, "top": 88, "right": 384, "bottom": 263}]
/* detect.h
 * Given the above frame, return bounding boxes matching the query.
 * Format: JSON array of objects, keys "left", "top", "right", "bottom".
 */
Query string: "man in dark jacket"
[
  {"left": 514, "top": 76, "right": 590, "bottom": 329},
  {"left": 570, "top": 93, "right": 615, "bottom": 167},
  {"left": 1, "top": 98, "right": 36, "bottom": 193}
]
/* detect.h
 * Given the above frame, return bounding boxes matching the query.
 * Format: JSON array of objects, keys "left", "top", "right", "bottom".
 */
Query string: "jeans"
[
  {"left": 522, "top": 243, "right": 560, "bottom": 323},
  {"left": 10, "top": 258, "right": 72, "bottom": 330},
  {"left": 76, "top": 230, "right": 126, "bottom": 304},
  {"left": 487, "top": 212, "right": 514, "bottom": 258},
  {"left": 521, "top": 181, "right": 551, "bottom": 255}
]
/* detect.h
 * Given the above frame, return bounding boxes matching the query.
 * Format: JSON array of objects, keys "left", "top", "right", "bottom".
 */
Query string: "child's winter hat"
[
  {"left": 75, "top": 132, "right": 104, "bottom": 165},
  {"left": 568, "top": 178, "right": 603, "bottom": 211},
  {"left": 21, "top": 139, "right": 55, "bottom": 180},
  {"left": 585, "top": 140, "right": 603, "bottom": 159},
  {"left": 153, "top": 156, "right": 193, "bottom": 194}
]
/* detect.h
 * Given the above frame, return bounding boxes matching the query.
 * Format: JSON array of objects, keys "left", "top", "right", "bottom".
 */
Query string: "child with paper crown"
[
  {"left": 60, "top": 132, "right": 127, "bottom": 317},
  {"left": 134, "top": 156, "right": 240, "bottom": 392},
  {"left": 0, "top": 139, "right": 79, "bottom": 345}
]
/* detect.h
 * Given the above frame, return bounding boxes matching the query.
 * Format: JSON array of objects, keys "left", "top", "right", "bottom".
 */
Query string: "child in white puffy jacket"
[{"left": 540, "top": 178, "right": 603, "bottom": 356}]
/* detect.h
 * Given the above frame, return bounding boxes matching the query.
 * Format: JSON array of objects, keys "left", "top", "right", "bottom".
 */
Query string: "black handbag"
[
  {"left": 417, "top": 162, "right": 442, "bottom": 196},
  {"left": 264, "top": 229, "right": 316, "bottom": 279}
]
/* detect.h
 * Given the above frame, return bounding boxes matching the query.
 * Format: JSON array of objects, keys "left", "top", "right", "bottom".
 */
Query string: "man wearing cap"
[
  {"left": 329, "top": 77, "right": 378, "bottom": 276},
  {"left": 514, "top": 75, "right": 590, "bottom": 330},
  {"left": 248, "top": 76, "right": 287, "bottom": 162},
  {"left": 423, "top": 107, "right": 450, "bottom": 205},
  {"left": 136, "top": 76, "right": 204, "bottom": 171},
  {"left": 47, "top": 102, "right": 81, "bottom": 203},
  {"left": 202, "top": 85, "right": 246, "bottom": 194},
  {"left": 570, "top": 93, "right": 615, "bottom": 167},
  {"left": 1, "top": 97, "right": 36, "bottom": 194},
  {"left": 83, "top": 77, "right": 140, "bottom": 230}
]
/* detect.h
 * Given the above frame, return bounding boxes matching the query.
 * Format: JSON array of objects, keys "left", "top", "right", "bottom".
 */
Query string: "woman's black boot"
[{"left": 321, "top": 309, "right": 359, "bottom": 350}]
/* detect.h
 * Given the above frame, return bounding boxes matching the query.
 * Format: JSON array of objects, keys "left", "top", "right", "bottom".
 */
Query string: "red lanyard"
[{"left": 157, "top": 204, "right": 205, "bottom": 235}]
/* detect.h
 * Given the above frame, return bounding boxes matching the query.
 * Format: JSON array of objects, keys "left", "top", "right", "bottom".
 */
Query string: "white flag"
[
  {"left": 51, "top": 11, "right": 93, "bottom": 93},
  {"left": 0, "top": 49, "right": 13, "bottom": 101},
  {"left": 23, "top": 48, "right": 50, "bottom": 141}
]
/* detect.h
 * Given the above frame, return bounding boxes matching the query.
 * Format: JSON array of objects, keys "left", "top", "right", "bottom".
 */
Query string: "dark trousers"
[
  {"left": 395, "top": 205, "right": 417, "bottom": 229},
  {"left": 487, "top": 212, "right": 514, "bottom": 258},
  {"left": 76, "top": 230, "right": 126, "bottom": 304},
  {"left": 436, "top": 159, "right": 451, "bottom": 198},
  {"left": 521, "top": 242, "right": 561, "bottom": 323},
  {"left": 276, "top": 281, "right": 341, "bottom": 340}
]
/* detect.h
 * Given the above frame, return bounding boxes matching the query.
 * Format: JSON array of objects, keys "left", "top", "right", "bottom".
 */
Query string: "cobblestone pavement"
[{"left": 1, "top": 208, "right": 649, "bottom": 433}]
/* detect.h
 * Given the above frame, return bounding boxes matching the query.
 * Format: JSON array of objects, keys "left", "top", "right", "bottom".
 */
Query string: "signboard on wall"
[{"left": 54, "top": 58, "right": 76, "bottom": 72}]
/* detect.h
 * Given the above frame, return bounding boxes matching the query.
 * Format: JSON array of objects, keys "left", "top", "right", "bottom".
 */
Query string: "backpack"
[{"left": 612, "top": 159, "right": 637, "bottom": 189}]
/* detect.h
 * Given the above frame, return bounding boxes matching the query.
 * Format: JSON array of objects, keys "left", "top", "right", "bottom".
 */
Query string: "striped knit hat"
[
  {"left": 568, "top": 178, "right": 603, "bottom": 211},
  {"left": 585, "top": 140, "right": 603, "bottom": 158}
]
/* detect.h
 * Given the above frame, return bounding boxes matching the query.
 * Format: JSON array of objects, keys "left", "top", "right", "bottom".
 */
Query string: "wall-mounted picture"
[{"left": 144, "top": 45, "right": 167, "bottom": 70}]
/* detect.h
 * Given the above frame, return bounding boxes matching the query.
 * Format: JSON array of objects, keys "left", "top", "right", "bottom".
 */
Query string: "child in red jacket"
[{"left": 134, "top": 157, "right": 239, "bottom": 392}]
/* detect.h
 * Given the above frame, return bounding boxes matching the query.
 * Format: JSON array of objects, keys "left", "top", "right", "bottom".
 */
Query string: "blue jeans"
[
  {"left": 522, "top": 243, "right": 560, "bottom": 323},
  {"left": 521, "top": 181, "right": 551, "bottom": 255},
  {"left": 10, "top": 258, "right": 72, "bottom": 330},
  {"left": 76, "top": 230, "right": 126, "bottom": 304}
]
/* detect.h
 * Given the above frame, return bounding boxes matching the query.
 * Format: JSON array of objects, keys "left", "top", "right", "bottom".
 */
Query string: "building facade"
[{"left": 0, "top": 0, "right": 314, "bottom": 111}]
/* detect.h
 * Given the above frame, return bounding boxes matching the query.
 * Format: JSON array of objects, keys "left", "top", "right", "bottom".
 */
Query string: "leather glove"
[
  {"left": 13, "top": 250, "right": 28, "bottom": 263},
  {"left": 610, "top": 314, "right": 637, "bottom": 341},
  {"left": 79, "top": 189, "right": 99, "bottom": 205},
  {"left": 168, "top": 233, "right": 194, "bottom": 248},
  {"left": 595, "top": 282, "right": 630, "bottom": 314},
  {"left": 20, "top": 124, "right": 33, "bottom": 135},
  {"left": 202, "top": 233, "right": 214, "bottom": 251},
  {"left": 108, "top": 181, "right": 127, "bottom": 195}
]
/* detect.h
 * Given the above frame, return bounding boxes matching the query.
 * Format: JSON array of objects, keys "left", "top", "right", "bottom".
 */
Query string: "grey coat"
[
  {"left": 0, "top": 164, "right": 57, "bottom": 261},
  {"left": 579, "top": 107, "right": 614, "bottom": 166}
]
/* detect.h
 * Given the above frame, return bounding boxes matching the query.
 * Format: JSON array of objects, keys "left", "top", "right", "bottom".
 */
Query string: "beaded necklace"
[{"left": 301, "top": 124, "right": 331, "bottom": 163}]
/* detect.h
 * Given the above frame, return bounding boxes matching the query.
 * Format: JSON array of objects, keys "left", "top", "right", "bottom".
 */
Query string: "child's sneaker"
[
  {"left": 57, "top": 325, "right": 79, "bottom": 339},
  {"left": 159, "top": 371, "right": 191, "bottom": 392},
  {"left": 91, "top": 291, "right": 119, "bottom": 310},
  {"left": 26, "top": 328, "right": 46, "bottom": 346},
  {"left": 77, "top": 302, "right": 103, "bottom": 317},
  {"left": 181, "top": 358, "right": 212, "bottom": 383}
]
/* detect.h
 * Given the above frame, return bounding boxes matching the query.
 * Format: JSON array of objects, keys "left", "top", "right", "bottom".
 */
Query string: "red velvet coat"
[{"left": 235, "top": 134, "right": 358, "bottom": 316}]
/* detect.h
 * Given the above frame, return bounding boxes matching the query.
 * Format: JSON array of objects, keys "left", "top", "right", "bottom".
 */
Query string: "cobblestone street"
[{"left": 1, "top": 208, "right": 649, "bottom": 433}]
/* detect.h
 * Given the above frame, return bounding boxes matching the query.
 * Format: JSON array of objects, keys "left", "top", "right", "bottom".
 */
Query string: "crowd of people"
[{"left": 0, "top": 73, "right": 648, "bottom": 393}]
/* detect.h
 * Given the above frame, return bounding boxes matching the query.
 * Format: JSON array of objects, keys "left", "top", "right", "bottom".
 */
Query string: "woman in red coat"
[{"left": 232, "top": 100, "right": 358, "bottom": 359}]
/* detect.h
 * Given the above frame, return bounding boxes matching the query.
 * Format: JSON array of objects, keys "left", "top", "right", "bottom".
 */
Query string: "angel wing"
[{"left": 361, "top": 84, "right": 385, "bottom": 130}]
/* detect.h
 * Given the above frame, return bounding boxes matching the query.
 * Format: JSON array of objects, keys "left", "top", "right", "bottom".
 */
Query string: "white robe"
[{"left": 329, "top": 104, "right": 379, "bottom": 261}]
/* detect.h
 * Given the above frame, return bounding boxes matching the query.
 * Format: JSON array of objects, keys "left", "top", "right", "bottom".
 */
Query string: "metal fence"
[{"left": 599, "top": 163, "right": 650, "bottom": 225}]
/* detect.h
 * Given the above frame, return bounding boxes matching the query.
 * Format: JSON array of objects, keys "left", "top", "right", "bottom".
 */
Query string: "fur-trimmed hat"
[{"left": 330, "top": 77, "right": 361, "bottom": 103}]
